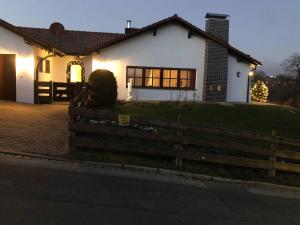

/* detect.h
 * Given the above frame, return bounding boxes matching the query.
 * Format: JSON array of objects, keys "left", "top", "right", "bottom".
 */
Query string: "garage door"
[{"left": 0, "top": 54, "right": 16, "bottom": 101}]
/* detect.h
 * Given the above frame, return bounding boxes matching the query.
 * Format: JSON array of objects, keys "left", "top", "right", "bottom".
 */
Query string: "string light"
[{"left": 251, "top": 80, "right": 269, "bottom": 103}]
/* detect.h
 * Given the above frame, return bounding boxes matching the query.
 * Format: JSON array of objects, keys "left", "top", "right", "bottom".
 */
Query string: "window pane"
[
  {"left": 135, "top": 68, "right": 143, "bottom": 77},
  {"left": 180, "top": 79, "right": 188, "bottom": 88},
  {"left": 163, "top": 70, "right": 170, "bottom": 79},
  {"left": 189, "top": 70, "right": 196, "bottom": 88},
  {"left": 180, "top": 70, "right": 188, "bottom": 79},
  {"left": 170, "top": 79, "right": 177, "bottom": 88},
  {"left": 170, "top": 70, "right": 178, "bottom": 79},
  {"left": 153, "top": 69, "right": 160, "bottom": 78},
  {"left": 153, "top": 78, "right": 160, "bottom": 87},
  {"left": 145, "top": 77, "right": 152, "bottom": 86},
  {"left": 127, "top": 68, "right": 135, "bottom": 77},
  {"left": 135, "top": 77, "right": 142, "bottom": 87}
]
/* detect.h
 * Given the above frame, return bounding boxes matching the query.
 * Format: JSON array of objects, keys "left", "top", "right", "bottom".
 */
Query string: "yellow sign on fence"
[{"left": 118, "top": 114, "right": 130, "bottom": 125}]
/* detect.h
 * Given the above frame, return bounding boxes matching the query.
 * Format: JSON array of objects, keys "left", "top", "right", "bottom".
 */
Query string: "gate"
[
  {"left": 35, "top": 81, "right": 84, "bottom": 104},
  {"left": 34, "top": 81, "right": 53, "bottom": 104}
]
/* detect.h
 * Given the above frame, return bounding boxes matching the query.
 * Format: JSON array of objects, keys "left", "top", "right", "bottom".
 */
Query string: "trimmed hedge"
[{"left": 88, "top": 69, "right": 118, "bottom": 108}]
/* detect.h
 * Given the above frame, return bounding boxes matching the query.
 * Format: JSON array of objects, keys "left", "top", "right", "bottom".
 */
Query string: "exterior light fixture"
[
  {"left": 236, "top": 71, "right": 241, "bottom": 78},
  {"left": 249, "top": 71, "right": 255, "bottom": 77}
]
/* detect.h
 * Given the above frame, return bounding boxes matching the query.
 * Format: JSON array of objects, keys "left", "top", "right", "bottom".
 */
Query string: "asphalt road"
[{"left": 0, "top": 155, "right": 300, "bottom": 225}]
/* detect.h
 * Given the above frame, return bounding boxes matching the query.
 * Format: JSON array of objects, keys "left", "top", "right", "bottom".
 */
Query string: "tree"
[
  {"left": 282, "top": 53, "right": 300, "bottom": 82},
  {"left": 251, "top": 80, "right": 269, "bottom": 103}
]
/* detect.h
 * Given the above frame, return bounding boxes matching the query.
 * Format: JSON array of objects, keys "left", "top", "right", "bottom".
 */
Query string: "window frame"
[{"left": 126, "top": 66, "right": 196, "bottom": 90}]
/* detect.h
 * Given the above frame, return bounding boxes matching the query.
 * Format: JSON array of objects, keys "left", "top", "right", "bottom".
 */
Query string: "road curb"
[{"left": 1, "top": 150, "right": 300, "bottom": 194}]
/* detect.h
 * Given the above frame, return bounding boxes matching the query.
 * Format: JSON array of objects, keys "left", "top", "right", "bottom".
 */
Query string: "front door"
[{"left": 0, "top": 54, "right": 16, "bottom": 101}]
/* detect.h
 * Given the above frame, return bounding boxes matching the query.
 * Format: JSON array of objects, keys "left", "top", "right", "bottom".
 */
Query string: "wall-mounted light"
[
  {"left": 249, "top": 71, "right": 255, "bottom": 77},
  {"left": 236, "top": 71, "right": 241, "bottom": 78}
]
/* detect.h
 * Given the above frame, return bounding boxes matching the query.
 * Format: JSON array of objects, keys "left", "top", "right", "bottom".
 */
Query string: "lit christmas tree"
[{"left": 251, "top": 80, "right": 269, "bottom": 103}]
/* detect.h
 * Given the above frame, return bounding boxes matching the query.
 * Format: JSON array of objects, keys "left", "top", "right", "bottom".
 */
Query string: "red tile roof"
[
  {"left": 0, "top": 15, "right": 261, "bottom": 65},
  {"left": 16, "top": 27, "right": 124, "bottom": 55}
]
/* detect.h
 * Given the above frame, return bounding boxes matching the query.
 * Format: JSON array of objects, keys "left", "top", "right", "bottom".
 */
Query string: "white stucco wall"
[
  {"left": 92, "top": 23, "right": 206, "bottom": 101},
  {"left": 0, "top": 26, "right": 35, "bottom": 103},
  {"left": 226, "top": 54, "right": 251, "bottom": 103}
]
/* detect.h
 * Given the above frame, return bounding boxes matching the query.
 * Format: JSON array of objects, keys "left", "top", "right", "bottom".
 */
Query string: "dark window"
[
  {"left": 126, "top": 66, "right": 196, "bottom": 90},
  {"left": 37, "top": 57, "right": 43, "bottom": 73},
  {"left": 45, "top": 60, "right": 51, "bottom": 73}
]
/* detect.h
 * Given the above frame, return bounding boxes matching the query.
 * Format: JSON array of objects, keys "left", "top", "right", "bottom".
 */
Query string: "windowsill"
[{"left": 126, "top": 86, "right": 197, "bottom": 91}]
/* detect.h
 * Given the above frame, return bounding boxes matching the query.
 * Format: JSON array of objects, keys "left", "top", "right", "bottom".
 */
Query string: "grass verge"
[{"left": 71, "top": 149, "right": 300, "bottom": 188}]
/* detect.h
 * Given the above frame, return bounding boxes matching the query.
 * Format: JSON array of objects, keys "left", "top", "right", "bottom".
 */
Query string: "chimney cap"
[
  {"left": 126, "top": 20, "right": 132, "bottom": 28},
  {"left": 205, "top": 13, "right": 230, "bottom": 20}
]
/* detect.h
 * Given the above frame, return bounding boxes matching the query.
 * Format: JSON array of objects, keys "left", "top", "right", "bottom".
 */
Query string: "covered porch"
[{"left": 33, "top": 47, "right": 92, "bottom": 104}]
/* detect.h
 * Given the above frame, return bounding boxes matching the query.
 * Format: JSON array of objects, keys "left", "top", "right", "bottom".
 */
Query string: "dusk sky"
[{"left": 1, "top": 0, "right": 299, "bottom": 75}]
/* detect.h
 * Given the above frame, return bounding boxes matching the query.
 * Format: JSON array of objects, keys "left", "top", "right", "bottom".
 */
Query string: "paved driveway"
[{"left": 0, "top": 101, "right": 68, "bottom": 156}]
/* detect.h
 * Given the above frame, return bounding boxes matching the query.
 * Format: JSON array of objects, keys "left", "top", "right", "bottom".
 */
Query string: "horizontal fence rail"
[
  {"left": 69, "top": 106, "right": 300, "bottom": 176},
  {"left": 34, "top": 81, "right": 53, "bottom": 104}
]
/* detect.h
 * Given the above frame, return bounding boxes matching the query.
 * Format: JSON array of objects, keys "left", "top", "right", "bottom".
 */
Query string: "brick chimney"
[
  {"left": 205, "top": 13, "right": 229, "bottom": 41},
  {"left": 203, "top": 13, "right": 230, "bottom": 102}
]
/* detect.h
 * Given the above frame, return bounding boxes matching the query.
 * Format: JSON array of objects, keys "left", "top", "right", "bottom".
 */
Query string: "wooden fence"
[
  {"left": 69, "top": 106, "right": 300, "bottom": 176},
  {"left": 35, "top": 81, "right": 85, "bottom": 104},
  {"left": 34, "top": 81, "right": 53, "bottom": 104}
]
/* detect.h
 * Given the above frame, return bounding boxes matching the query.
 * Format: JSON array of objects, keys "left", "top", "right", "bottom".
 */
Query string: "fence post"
[
  {"left": 269, "top": 129, "right": 278, "bottom": 177},
  {"left": 175, "top": 114, "right": 183, "bottom": 168},
  {"left": 49, "top": 81, "right": 53, "bottom": 104}
]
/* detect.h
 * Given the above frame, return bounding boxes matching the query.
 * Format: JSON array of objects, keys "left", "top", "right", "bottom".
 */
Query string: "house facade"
[{"left": 0, "top": 13, "right": 261, "bottom": 104}]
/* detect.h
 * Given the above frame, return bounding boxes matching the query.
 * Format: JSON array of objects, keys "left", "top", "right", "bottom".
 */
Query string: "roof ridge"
[{"left": 16, "top": 26, "right": 124, "bottom": 35}]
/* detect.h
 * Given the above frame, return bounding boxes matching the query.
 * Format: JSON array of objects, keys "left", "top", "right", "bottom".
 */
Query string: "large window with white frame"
[{"left": 126, "top": 66, "right": 196, "bottom": 90}]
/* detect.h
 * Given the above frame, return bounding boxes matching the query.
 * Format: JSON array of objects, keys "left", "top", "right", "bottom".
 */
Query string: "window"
[
  {"left": 127, "top": 67, "right": 143, "bottom": 87},
  {"left": 163, "top": 69, "right": 178, "bottom": 88},
  {"left": 45, "top": 60, "right": 51, "bottom": 73},
  {"left": 145, "top": 68, "right": 160, "bottom": 87},
  {"left": 37, "top": 57, "right": 43, "bottom": 73},
  {"left": 37, "top": 57, "right": 50, "bottom": 73},
  {"left": 126, "top": 66, "right": 196, "bottom": 90},
  {"left": 179, "top": 70, "right": 196, "bottom": 88}
]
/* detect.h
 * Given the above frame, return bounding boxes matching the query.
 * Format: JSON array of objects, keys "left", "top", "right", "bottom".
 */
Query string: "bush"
[{"left": 88, "top": 69, "right": 118, "bottom": 108}]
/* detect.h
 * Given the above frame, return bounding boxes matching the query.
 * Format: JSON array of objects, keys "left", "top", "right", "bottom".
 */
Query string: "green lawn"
[{"left": 113, "top": 102, "right": 300, "bottom": 139}]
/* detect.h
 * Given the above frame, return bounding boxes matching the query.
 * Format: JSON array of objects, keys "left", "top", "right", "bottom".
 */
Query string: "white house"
[{"left": 0, "top": 13, "right": 261, "bottom": 104}]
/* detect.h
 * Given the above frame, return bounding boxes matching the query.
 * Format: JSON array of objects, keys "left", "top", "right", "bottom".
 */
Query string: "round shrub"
[{"left": 88, "top": 69, "right": 118, "bottom": 108}]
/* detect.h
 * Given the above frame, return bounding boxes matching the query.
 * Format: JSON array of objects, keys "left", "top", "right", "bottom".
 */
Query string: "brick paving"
[{"left": 0, "top": 101, "right": 68, "bottom": 156}]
